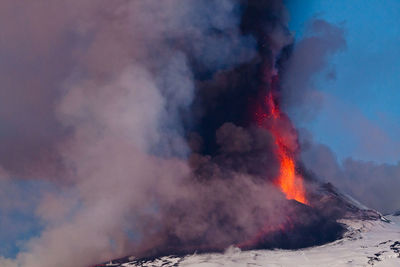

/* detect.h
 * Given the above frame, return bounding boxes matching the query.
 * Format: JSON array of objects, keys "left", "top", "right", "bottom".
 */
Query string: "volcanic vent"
[{"left": 255, "top": 75, "right": 307, "bottom": 205}]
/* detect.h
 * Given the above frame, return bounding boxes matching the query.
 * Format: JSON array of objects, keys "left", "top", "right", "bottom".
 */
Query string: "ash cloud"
[
  {"left": 301, "top": 132, "right": 400, "bottom": 214},
  {"left": 0, "top": 1, "right": 316, "bottom": 267},
  {"left": 281, "top": 17, "right": 400, "bottom": 215}
]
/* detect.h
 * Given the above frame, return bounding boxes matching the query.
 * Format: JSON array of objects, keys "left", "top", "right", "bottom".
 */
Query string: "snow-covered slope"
[{"left": 98, "top": 216, "right": 400, "bottom": 267}]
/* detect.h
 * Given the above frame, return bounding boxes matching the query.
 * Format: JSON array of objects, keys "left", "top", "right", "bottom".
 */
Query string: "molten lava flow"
[
  {"left": 257, "top": 76, "right": 308, "bottom": 205},
  {"left": 274, "top": 138, "right": 308, "bottom": 204},
  {"left": 267, "top": 92, "right": 279, "bottom": 119}
]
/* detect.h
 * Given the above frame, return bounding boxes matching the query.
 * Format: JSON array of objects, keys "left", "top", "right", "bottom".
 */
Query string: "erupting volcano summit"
[
  {"left": 1, "top": 0, "right": 397, "bottom": 267},
  {"left": 256, "top": 75, "right": 307, "bottom": 205}
]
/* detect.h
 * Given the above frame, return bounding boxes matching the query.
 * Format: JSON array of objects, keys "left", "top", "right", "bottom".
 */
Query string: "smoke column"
[{"left": 0, "top": 1, "right": 353, "bottom": 267}]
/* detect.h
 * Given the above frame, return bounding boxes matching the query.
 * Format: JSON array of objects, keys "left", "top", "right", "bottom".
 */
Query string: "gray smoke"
[
  {"left": 301, "top": 131, "right": 400, "bottom": 214},
  {"left": 0, "top": 1, "right": 299, "bottom": 267},
  {"left": 280, "top": 17, "right": 400, "bottom": 215}
]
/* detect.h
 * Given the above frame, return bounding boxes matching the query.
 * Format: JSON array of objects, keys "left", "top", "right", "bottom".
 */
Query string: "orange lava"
[
  {"left": 267, "top": 92, "right": 279, "bottom": 119},
  {"left": 262, "top": 81, "right": 308, "bottom": 205},
  {"left": 274, "top": 138, "right": 308, "bottom": 204}
]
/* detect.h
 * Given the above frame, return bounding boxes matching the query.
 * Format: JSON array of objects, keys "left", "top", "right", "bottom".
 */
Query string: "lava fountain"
[{"left": 256, "top": 75, "right": 308, "bottom": 205}]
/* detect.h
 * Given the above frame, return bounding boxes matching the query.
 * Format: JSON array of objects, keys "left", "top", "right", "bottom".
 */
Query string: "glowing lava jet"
[{"left": 256, "top": 75, "right": 308, "bottom": 205}]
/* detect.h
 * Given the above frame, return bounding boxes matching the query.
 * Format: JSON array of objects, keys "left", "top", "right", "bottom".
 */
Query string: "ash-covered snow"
[{"left": 96, "top": 217, "right": 400, "bottom": 267}]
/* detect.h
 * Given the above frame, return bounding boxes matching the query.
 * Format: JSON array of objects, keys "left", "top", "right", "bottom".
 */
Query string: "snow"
[
  {"left": 102, "top": 217, "right": 400, "bottom": 267},
  {"left": 178, "top": 218, "right": 400, "bottom": 266}
]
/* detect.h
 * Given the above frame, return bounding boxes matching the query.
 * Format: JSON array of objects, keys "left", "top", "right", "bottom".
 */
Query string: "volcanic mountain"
[
  {"left": 89, "top": 1, "right": 392, "bottom": 265},
  {"left": 92, "top": 186, "right": 400, "bottom": 267}
]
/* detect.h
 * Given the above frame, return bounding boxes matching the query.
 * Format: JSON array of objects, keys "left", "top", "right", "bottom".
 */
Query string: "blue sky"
[
  {"left": 0, "top": 179, "right": 48, "bottom": 258},
  {"left": 286, "top": 0, "right": 400, "bottom": 164}
]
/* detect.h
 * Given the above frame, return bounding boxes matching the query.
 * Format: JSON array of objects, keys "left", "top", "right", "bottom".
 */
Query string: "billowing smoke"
[
  {"left": 278, "top": 17, "right": 400, "bottom": 215},
  {"left": 1, "top": 1, "right": 363, "bottom": 267},
  {"left": 301, "top": 132, "right": 400, "bottom": 215}
]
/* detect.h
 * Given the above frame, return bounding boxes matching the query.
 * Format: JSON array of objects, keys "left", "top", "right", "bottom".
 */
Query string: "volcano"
[
  {"left": 87, "top": 1, "right": 391, "bottom": 265},
  {"left": 92, "top": 186, "right": 397, "bottom": 267},
  {"left": 95, "top": 216, "right": 400, "bottom": 267},
  {"left": 3, "top": 1, "right": 399, "bottom": 267}
]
